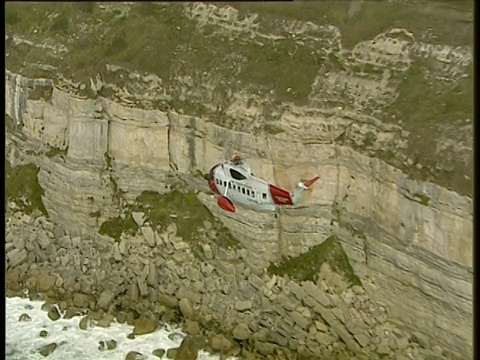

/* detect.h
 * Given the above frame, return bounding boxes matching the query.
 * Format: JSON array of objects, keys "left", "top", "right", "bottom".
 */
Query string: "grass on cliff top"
[
  {"left": 224, "top": 1, "right": 473, "bottom": 48},
  {"left": 381, "top": 57, "right": 473, "bottom": 197},
  {"left": 6, "top": 2, "right": 471, "bottom": 107},
  {"left": 99, "top": 188, "right": 239, "bottom": 258},
  {"left": 5, "top": 159, "right": 48, "bottom": 216},
  {"left": 268, "top": 234, "right": 361, "bottom": 287}
]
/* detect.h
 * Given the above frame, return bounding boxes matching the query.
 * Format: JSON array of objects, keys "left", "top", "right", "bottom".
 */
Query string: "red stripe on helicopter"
[
  {"left": 269, "top": 184, "right": 293, "bottom": 205},
  {"left": 304, "top": 176, "right": 320, "bottom": 188},
  {"left": 218, "top": 196, "right": 236, "bottom": 212}
]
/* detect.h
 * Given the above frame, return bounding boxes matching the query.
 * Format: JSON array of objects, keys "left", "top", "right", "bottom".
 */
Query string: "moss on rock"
[
  {"left": 5, "top": 159, "right": 48, "bottom": 216},
  {"left": 268, "top": 234, "right": 361, "bottom": 286}
]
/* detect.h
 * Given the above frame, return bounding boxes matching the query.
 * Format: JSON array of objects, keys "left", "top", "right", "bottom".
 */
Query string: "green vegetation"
[
  {"left": 225, "top": 1, "right": 473, "bottom": 48},
  {"left": 5, "top": 7, "right": 21, "bottom": 25},
  {"left": 45, "top": 146, "right": 68, "bottom": 158},
  {"left": 99, "top": 213, "right": 138, "bottom": 241},
  {"left": 89, "top": 210, "right": 101, "bottom": 219},
  {"left": 98, "top": 186, "right": 240, "bottom": 257},
  {"left": 262, "top": 123, "right": 285, "bottom": 135},
  {"left": 381, "top": 57, "right": 473, "bottom": 196},
  {"left": 5, "top": 159, "right": 48, "bottom": 216},
  {"left": 27, "top": 84, "right": 53, "bottom": 101},
  {"left": 5, "top": 114, "right": 16, "bottom": 134},
  {"left": 268, "top": 235, "right": 361, "bottom": 287},
  {"left": 404, "top": 192, "right": 431, "bottom": 207},
  {"left": 50, "top": 14, "right": 69, "bottom": 34},
  {"left": 5, "top": 1, "right": 472, "bottom": 105},
  {"left": 104, "top": 152, "right": 113, "bottom": 169},
  {"left": 105, "top": 33, "right": 128, "bottom": 57}
]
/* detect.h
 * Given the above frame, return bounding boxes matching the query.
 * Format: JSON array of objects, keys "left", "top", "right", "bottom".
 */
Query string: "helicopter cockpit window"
[{"left": 230, "top": 169, "right": 247, "bottom": 181}]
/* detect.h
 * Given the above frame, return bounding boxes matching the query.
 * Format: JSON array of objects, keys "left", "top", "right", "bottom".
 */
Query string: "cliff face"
[{"left": 5, "top": 2, "right": 473, "bottom": 359}]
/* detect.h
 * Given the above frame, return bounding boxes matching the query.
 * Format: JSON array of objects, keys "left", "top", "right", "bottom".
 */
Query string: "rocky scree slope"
[{"left": 5, "top": 2, "right": 473, "bottom": 359}]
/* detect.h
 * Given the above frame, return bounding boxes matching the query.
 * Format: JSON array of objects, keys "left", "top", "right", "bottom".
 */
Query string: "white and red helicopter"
[{"left": 203, "top": 155, "right": 320, "bottom": 213}]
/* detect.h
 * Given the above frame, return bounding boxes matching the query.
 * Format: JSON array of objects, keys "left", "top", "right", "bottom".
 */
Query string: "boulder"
[
  {"left": 12, "top": 236, "right": 25, "bottom": 251},
  {"left": 396, "top": 336, "right": 410, "bottom": 350},
  {"left": 19, "top": 313, "right": 32, "bottom": 322},
  {"left": 113, "top": 243, "right": 122, "bottom": 261},
  {"left": 210, "top": 334, "right": 233, "bottom": 352},
  {"left": 98, "top": 339, "right": 117, "bottom": 351},
  {"left": 48, "top": 306, "right": 61, "bottom": 321},
  {"left": 7, "top": 248, "right": 27, "bottom": 268},
  {"left": 125, "top": 351, "right": 147, "bottom": 360},
  {"left": 302, "top": 280, "right": 332, "bottom": 308},
  {"left": 37, "top": 233, "right": 52, "bottom": 249},
  {"left": 53, "top": 226, "right": 65, "bottom": 240},
  {"left": 97, "top": 313, "right": 115, "bottom": 328},
  {"left": 202, "top": 244, "right": 213, "bottom": 260},
  {"left": 137, "top": 277, "right": 149, "bottom": 298},
  {"left": 147, "top": 263, "right": 158, "bottom": 287},
  {"left": 235, "top": 300, "right": 253, "bottom": 312},
  {"left": 354, "top": 332, "right": 370, "bottom": 348},
  {"left": 256, "top": 341, "right": 277, "bottom": 356},
  {"left": 132, "top": 212, "right": 146, "bottom": 227},
  {"left": 90, "top": 309, "right": 105, "bottom": 321},
  {"left": 152, "top": 349, "right": 166, "bottom": 358},
  {"left": 376, "top": 342, "right": 391, "bottom": 356},
  {"left": 39, "top": 330, "right": 48, "bottom": 337},
  {"left": 315, "top": 320, "right": 328, "bottom": 333},
  {"left": 141, "top": 226, "right": 156, "bottom": 247},
  {"left": 117, "top": 312, "right": 127, "bottom": 324},
  {"left": 175, "top": 335, "right": 198, "bottom": 360},
  {"left": 79, "top": 315, "right": 91, "bottom": 330},
  {"left": 179, "top": 297, "right": 194, "bottom": 319},
  {"left": 38, "top": 342, "right": 57, "bottom": 357},
  {"left": 36, "top": 274, "right": 56, "bottom": 293},
  {"left": 233, "top": 323, "right": 252, "bottom": 341},
  {"left": 134, "top": 317, "right": 158, "bottom": 335},
  {"left": 128, "top": 283, "right": 139, "bottom": 303},
  {"left": 290, "top": 310, "right": 310, "bottom": 330},
  {"left": 119, "top": 238, "right": 128, "bottom": 255},
  {"left": 73, "top": 293, "right": 89, "bottom": 308},
  {"left": 184, "top": 319, "right": 201, "bottom": 336},
  {"left": 166, "top": 348, "right": 177, "bottom": 359},
  {"left": 267, "top": 331, "right": 288, "bottom": 346},
  {"left": 58, "top": 235, "right": 72, "bottom": 249},
  {"left": 97, "top": 289, "right": 116, "bottom": 310},
  {"left": 63, "top": 306, "right": 82, "bottom": 320}
]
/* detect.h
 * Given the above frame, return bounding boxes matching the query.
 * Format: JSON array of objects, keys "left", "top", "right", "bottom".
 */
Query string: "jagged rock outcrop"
[{"left": 5, "top": 2, "right": 472, "bottom": 359}]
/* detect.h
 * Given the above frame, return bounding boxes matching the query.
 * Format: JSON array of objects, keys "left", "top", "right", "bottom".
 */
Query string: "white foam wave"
[{"left": 6, "top": 296, "right": 236, "bottom": 360}]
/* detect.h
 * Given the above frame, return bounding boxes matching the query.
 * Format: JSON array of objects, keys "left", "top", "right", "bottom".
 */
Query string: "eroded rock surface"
[{"left": 5, "top": 2, "right": 472, "bottom": 359}]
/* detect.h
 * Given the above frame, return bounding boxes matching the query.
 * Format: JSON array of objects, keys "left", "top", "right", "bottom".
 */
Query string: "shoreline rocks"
[{"left": 6, "top": 209, "right": 466, "bottom": 360}]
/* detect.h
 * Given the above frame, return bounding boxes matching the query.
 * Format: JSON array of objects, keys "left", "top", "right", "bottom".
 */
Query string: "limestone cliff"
[{"left": 5, "top": 2, "right": 473, "bottom": 359}]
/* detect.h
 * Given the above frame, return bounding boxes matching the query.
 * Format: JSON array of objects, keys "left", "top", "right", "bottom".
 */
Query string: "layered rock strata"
[{"left": 5, "top": 69, "right": 472, "bottom": 359}]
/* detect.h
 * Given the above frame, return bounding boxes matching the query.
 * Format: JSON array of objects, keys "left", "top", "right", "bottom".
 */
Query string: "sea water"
[{"left": 6, "top": 296, "right": 237, "bottom": 360}]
